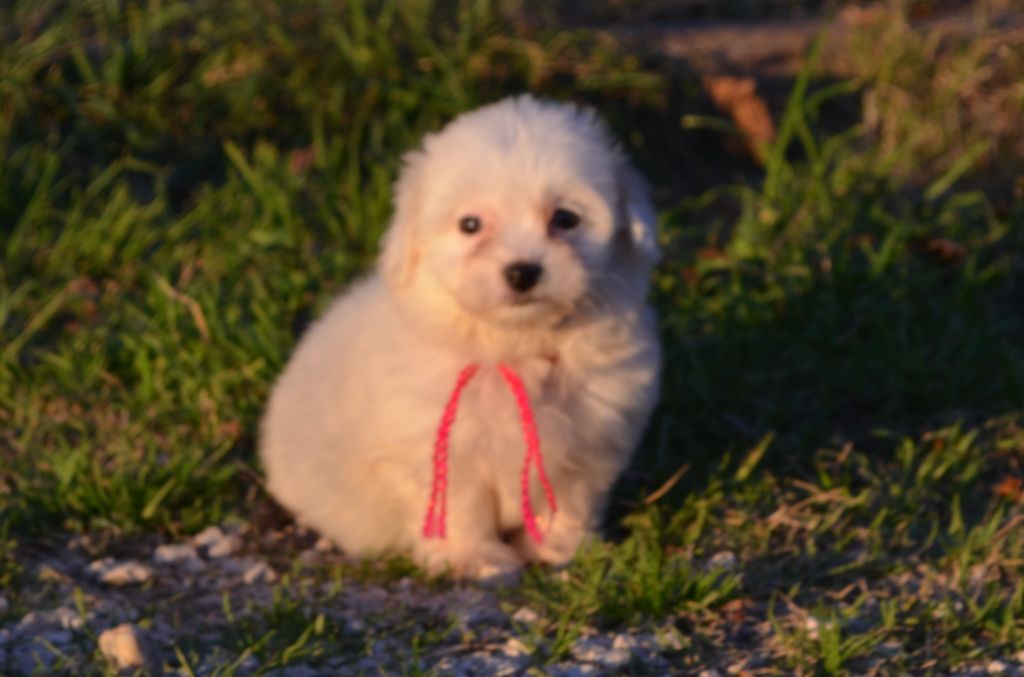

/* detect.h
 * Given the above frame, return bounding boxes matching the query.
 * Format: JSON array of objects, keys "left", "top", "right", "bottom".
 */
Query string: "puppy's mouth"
[
  {"left": 492, "top": 293, "right": 578, "bottom": 327},
  {"left": 509, "top": 294, "right": 540, "bottom": 306}
]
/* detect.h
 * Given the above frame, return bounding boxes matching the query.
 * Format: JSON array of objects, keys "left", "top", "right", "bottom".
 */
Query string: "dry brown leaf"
[
  {"left": 289, "top": 146, "right": 316, "bottom": 175},
  {"left": 697, "top": 246, "right": 727, "bottom": 261},
  {"left": 923, "top": 238, "right": 968, "bottom": 265},
  {"left": 722, "top": 598, "right": 750, "bottom": 624},
  {"left": 994, "top": 476, "right": 1023, "bottom": 502},
  {"left": 702, "top": 75, "right": 776, "bottom": 163}
]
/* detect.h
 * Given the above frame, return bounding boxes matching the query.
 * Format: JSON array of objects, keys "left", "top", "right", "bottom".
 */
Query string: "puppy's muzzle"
[{"left": 504, "top": 261, "right": 543, "bottom": 293}]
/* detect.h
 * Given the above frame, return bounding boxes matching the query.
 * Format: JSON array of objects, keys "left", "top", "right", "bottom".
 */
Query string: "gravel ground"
[
  {"left": 5, "top": 521, "right": 1024, "bottom": 675},
  {"left": 1, "top": 524, "right": 690, "bottom": 675}
]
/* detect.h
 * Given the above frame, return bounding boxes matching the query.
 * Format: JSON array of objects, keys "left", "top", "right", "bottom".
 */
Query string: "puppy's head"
[{"left": 380, "top": 95, "right": 658, "bottom": 328}]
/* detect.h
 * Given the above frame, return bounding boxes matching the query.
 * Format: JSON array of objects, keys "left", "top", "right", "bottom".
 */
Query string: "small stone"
[
  {"left": 88, "top": 557, "right": 114, "bottom": 573},
  {"left": 343, "top": 615, "right": 367, "bottom": 634},
  {"left": 447, "top": 651, "right": 526, "bottom": 676},
  {"left": 192, "top": 525, "right": 225, "bottom": 548},
  {"left": 804, "top": 616, "right": 820, "bottom": 640},
  {"left": 550, "top": 664, "right": 600, "bottom": 676},
  {"left": 90, "top": 558, "right": 154, "bottom": 586},
  {"left": 66, "top": 533, "right": 94, "bottom": 551},
  {"left": 511, "top": 607, "right": 540, "bottom": 624},
  {"left": 572, "top": 636, "right": 632, "bottom": 668},
  {"left": 36, "top": 563, "right": 68, "bottom": 583},
  {"left": 707, "top": 550, "right": 738, "bottom": 572},
  {"left": 313, "top": 537, "right": 334, "bottom": 552},
  {"left": 877, "top": 639, "right": 903, "bottom": 657},
  {"left": 611, "top": 634, "right": 637, "bottom": 651},
  {"left": 193, "top": 525, "right": 242, "bottom": 558},
  {"left": 501, "top": 637, "right": 530, "bottom": 657},
  {"left": 987, "top": 660, "right": 1007, "bottom": 674},
  {"left": 154, "top": 543, "right": 199, "bottom": 563},
  {"left": 207, "top": 534, "right": 241, "bottom": 558},
  {"left": 242, "top": 561, "right": 277, "bottom": 585},
  {"left": 698, "top": 671, "right": 723, "bottom": 677},
  {"left": 0, "top": 594, "right": 8, "bottom": 615},
  {"left": 98, "top": 624, "right": 154, "bottom": 671},
  {"left": 17, "top": 607, "right": 83, "bottom": 632},
  {"left": 153, "top": 543, "right": 205, "bottom": 571}
]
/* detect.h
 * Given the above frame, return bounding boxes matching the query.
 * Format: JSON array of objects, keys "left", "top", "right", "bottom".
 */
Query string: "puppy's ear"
[
  {"left": 617, "top": 164, "right": 661, "bottom": 266},
  {"left": 379, "top": 150, "right": 428, "bottom": 286}
]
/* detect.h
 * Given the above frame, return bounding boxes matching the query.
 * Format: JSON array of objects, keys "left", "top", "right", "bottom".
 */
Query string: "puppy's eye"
[
  {"left": 549, "top": 208, "right": 580, "bottom": 231},
  {"left": 458, "top": 215, "right": 482, "bottom": 235}
]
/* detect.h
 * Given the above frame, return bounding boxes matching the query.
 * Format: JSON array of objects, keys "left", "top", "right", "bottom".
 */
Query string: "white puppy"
[{"left": 260, "top": 95, "right": 662, "bottom": 579}]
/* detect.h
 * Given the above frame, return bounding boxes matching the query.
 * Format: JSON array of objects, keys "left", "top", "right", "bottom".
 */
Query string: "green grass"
[{"left": 2, "top": 0, "right": 1023, "bottom": 673}]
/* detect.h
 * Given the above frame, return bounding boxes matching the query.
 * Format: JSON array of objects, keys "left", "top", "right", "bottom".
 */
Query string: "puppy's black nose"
[{"left": 504, "top": 261, "right": 543, "bottom": 293}]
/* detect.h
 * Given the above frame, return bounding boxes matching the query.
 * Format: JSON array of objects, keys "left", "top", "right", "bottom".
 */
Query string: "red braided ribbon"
[
  {"left": 422, "top": 364, "right": 479, "bottom": 539},
  {"left": 422, "top": 363, "right": 557, "bottom": 544}
]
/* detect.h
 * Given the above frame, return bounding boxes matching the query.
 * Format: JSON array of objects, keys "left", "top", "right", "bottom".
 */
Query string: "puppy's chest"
[{"left": 454, "top": 358, "right": 592, "bottom": 460}]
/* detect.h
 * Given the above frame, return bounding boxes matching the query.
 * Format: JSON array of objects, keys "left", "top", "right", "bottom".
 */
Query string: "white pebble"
[
  {"left": 343, "top": 615, "right": 367, "bottom": 634},
  {"left": 90, "top": 559, "right": 154, "bottom": 586},
  {"left": 572, "top": 637, "right": 631, "bottom": 668},
  {"left": 193, "top": 526, "right": 242, "bottom": 558},
  {"left": 191, "top": 525, "right": 225, "bottom": 548},
  {"left": 510, "top": 607, "right": 540, "bottom": 624},
  {"left": 501, "top": 637, "right": 530, "bottom": 657},
  {"left": 242, "top": 561, "right": 277, "bottom": 585},
  {"left": 611, "top": 634, "right": 637, "bottom": 651},
  {"left": 88, "top": 557, "right": 115, "bottom": 574},
  {"left": 17, "top": 607, "right": 82, "bottom": 631},
  {"left": 36, "top": 563, "right": 66, "bottom": 582},
  {"left": 153, "top": 543, "right": 205, "bottom": 572},
  {"left": 98, "top": 624, "right": 152, "bottom": 670},
  {"left": 987, "top": 660, "right": 1007, "bottom": 674},
  {"left": 208, "top": 534, "right": 241, "bottom": 558},
  {"left": 153, "top": 543, "right": 199, "bottom": 563},
  {"left": 707, "top": 550, "right": 738, "bottom": 572}
]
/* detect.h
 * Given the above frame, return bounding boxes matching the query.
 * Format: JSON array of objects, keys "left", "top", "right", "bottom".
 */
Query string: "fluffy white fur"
[{"left": 260, "top": 95, "right": 662, "bottom": 579}]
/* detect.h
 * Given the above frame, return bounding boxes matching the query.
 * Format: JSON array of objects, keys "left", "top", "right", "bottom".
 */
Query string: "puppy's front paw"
[
  {"left": 514, "top": 522, "right": 589, "bottom": 567},
  {"left": 417, "top": 540, "right": 524, "bottom": 583}
]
